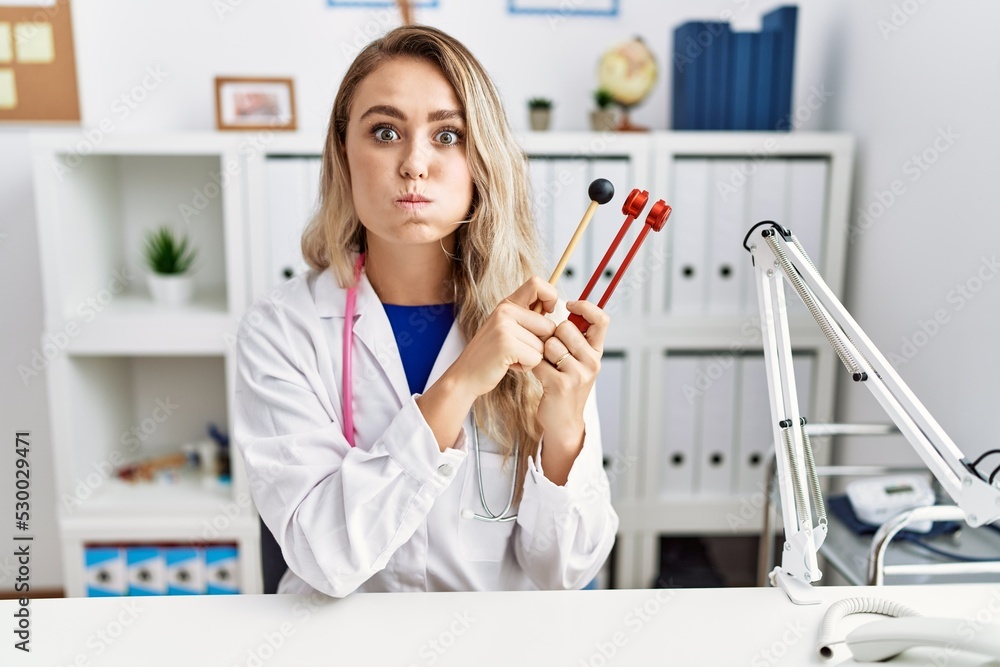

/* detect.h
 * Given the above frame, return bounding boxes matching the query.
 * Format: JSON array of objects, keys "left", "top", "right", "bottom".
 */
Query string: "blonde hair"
[{"left": 302, "top": 25, "right": 545, "bottom": 502}]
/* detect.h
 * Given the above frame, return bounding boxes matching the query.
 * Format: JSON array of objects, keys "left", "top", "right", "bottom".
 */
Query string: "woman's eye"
[
  {"left": 436, "top": 129, "right": 461, "bottom": 145},
  {"left": 374, "top": 127, "right": 398, "bottom": 142}
]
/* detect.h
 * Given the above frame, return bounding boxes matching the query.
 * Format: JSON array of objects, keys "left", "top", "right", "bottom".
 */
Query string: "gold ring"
[{"left": 553, "top": 352, "right": 571, "bottom": 369}]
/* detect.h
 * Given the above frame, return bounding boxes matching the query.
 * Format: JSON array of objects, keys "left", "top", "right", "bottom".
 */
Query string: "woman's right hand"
[{"left": 446, "top": 276, "right": 558, "bottom": 399}]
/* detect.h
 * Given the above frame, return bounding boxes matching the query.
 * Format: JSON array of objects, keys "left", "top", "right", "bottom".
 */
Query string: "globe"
[{"left": 598, "top": 37, "right": 658, "bottom": 109}]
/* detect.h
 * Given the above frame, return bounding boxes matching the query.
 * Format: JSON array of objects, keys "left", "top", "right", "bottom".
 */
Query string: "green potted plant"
[
  {"left": 528, "top": 97, "right": 553, "bottom": 131},
  {"left": 590, "top": 88, "right": 617, "bottom": 132},
  {"left": 142, "top": 225, "right": 198, "bottom": 306}
]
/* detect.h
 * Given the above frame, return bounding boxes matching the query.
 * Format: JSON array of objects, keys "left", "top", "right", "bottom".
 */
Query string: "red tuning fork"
[
  {"left": 570, "top": 198, "right": 672, "bottom": 333},
  {"left": 578, "top": 188, "right": 650, "bottom": 302}
]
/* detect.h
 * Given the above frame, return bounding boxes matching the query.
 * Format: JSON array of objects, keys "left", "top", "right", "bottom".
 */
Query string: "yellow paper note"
[
  {"left": 0, "top": 23, "right": 12, "bottom": 64},
  {"left": 14, "top": 22, "right": 54, "bottom": 64},
  {"left": 0, "top": 69, "right": 17, "bottom": 109}
]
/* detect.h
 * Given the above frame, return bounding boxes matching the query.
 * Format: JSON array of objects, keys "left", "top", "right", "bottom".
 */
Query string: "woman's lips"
[{"left": 395, "top": 197, "right": 432, "bottom": 211}]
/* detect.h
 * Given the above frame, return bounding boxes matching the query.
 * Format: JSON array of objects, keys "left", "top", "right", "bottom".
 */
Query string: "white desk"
[{"left": 3, "top": 585, "right": 998, "bottom": 665}]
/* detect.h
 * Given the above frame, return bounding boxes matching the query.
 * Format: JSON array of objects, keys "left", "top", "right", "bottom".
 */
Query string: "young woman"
[{"left": 235, "top": 24, "right": 618, "bottom": 596}]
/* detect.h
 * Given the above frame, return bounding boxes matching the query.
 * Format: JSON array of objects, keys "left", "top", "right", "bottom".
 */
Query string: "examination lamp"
[{"left": 743, "top": 221, "right": 1000, "bottom": 605}]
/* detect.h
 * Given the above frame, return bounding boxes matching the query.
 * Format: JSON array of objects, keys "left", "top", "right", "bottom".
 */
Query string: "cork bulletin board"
[{"left": 0, "top": 0, "right": 80, "bottom": 123}]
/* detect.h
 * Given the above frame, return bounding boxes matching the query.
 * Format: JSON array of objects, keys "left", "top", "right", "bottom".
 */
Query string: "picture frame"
[
  {"left": 327, "top": 0, "right": 438, "bottom": 6},
  {"left": 508, "top": 0, "right": 618, "bottom": 17},
  {"left": 214, "top": 76, "right": 296, "bottom": 131}
]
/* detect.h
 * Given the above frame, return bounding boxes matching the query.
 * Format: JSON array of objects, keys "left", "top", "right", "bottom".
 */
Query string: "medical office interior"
[{"left": 2, "top": 0, "right": 1000, "bottom": 661}]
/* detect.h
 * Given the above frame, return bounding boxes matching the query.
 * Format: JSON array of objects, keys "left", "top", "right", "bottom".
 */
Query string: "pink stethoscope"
[
  {"left": 342, "top": 253, "right": 365, "bottom": 449},
  {"left": 340, "top": 252, "right": 516, "bottom": 522}
]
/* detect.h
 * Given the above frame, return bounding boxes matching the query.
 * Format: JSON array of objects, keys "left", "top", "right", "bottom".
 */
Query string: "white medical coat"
[{"left": 234, "top": 267, "right": 619, "bottom": 597}]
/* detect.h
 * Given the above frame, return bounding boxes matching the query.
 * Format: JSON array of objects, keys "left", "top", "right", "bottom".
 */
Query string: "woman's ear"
[
  {"left": 467, "top": 190, "right": 479, "bottom": 220},
  {"left": 338, "top": 147, "right": 352, "bottom": 188}
]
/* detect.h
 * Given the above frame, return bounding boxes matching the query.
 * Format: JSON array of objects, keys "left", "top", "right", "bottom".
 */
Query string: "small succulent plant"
[{"left": 142, "top": 225, "right": 197, "bottom": 275}]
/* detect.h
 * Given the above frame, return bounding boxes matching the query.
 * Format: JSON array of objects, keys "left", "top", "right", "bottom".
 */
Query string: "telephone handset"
[
  {"left": 818, "top": 598, "right": 1000, "bottom": 662},
  {"left": 844, "top": 616, "right": 1000, "bottom": 662}
]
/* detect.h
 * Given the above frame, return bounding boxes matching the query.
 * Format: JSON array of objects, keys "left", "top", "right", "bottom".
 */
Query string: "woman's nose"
[{"left": 399, "top": 141, "right": 430, "bottom": 179}]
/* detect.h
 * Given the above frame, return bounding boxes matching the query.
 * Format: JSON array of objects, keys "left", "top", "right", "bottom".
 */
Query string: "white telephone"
[
  {"left": 845, "top": 617, "right": 1000, "bottom": 662},
  {"left": 818, "top": 598, "right": 1000, "bottom": 663}
]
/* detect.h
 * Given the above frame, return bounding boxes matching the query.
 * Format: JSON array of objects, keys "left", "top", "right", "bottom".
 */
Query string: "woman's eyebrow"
[
  {"left": 360, "top": 104, "right": 404, "bottom": 121},
  {"left": 428, "top": 109, "right": 464, "bottom": 123},
  {"left": 359, "top": 105, "right": 464, "bottom": 123}
]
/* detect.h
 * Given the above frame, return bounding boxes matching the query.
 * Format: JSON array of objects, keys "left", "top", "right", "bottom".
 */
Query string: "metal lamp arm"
[{"left": 744, "top": 221, "right": 1000, "bottom": 604}]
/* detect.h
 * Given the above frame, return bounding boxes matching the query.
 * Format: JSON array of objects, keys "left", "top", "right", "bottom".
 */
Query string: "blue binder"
[
  {"left": 670, "top": 23, "right": 700, "bottom": 130},
  {"left": 728, "top": 32, "right": 757, "bottom": 130},
  {"left": 672, "top": 6, "right": 798, "bottom": 131},
  {"left": 672, "top": 21, "right": 707, "bottom": 130},
  {"left": 762, "top": 6, "right": 798, "bottom": 128},
  {"left": 704, "top": 24, "right": 732, "bottom": 130},
  {"left": 752, "top": 30, "right": 779, "bottom": 130}
]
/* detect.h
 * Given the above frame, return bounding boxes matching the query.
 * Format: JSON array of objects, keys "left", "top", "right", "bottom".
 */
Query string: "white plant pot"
[
  {"left": 590, "top": 109, "right": 617, "bottom": 132},
  {"left": 147, "top": 273, "right": 194, "bottom": 306},
  {"left": 529, "top": 108, "right": 552, "bottom": 131}
]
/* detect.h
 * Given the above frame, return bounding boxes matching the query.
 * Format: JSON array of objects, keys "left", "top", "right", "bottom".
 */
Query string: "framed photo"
[
  {"left": 327, "top": 0, "right": 438, "bottom": 6},
  {"left": 214, "top": 76, "right": 296, "bottom": 131},
  {"left": 508, "top": 0, "right": 618, "bottom": 16}
]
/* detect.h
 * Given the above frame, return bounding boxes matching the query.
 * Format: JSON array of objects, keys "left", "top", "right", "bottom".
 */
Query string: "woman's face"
[{"left": 344, "top": 57, "right": 474, "bottom": 251}]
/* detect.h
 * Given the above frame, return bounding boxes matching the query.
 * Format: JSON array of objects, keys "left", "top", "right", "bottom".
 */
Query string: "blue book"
[
  {"left": 728, "top": 32, "right": 757, "bottom": 130},
  {"left": 762, "top": 6, "right": 798, "bottom": 131},
  {"left": 672, "top": 22, "right": 706, "bottom": 130},
  {"left": 166, "top": 546, "right": 205, "bottom": 595},
  {"left": 752, "top": 30, "right": 779, "bottom": 130},
  {"left": 205, "top": 545, "right": 239, "bottom": 595},
  {"left": 704, "top": 23, "right": 732, "bottom": 129},
  {"left": 126, "top": 545, "right": 166, "bottom": 596},
  {"left": 85, "top": 546, "right": 126, "bottom": 597}
]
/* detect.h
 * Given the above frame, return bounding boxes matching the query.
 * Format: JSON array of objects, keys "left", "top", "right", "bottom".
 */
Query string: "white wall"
[
  {"left": 825, "top": 0, "right": 1000, "bottom": 469},
  {"left": 64, "top": 0, "right": 840, "bottom": 135},
  {"left": 1, "top": 0, "right": 996, "bottom": 591}
]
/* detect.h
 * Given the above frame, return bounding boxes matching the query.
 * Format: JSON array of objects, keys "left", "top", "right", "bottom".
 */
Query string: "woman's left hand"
[{"left": 532, "top": 299, "right": 609, "bottom": 452}]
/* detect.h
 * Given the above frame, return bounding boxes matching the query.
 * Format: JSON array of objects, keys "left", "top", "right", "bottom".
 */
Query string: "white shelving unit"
[
  {"left": 601, "top": 133, "right": 853, "bottom": 588},
  {"left": 31, "top": 132, "right": 259, "bottom": 597},
  {"left": 245, "top": 130, "right": 854, "bottom": 590},
  {"left": 35, "top": 130, "right": 853, "bottom": 595}
]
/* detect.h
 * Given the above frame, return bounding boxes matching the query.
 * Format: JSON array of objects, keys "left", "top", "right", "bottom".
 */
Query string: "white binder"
[
  {"left": 743, "top": 159, "right": 790, "bottom": 312},
  {"left": 786, "top": 159, "right": 828, "bottom": 270},
  {"left": 795, "top": 355, "right": 815, "bottom": 428},
  {"left": 660, "top": 354, "right": 700, "bottom": 497},
  {"left": 696, "top": 353, "right": 739, "bottom": 496},
  {"left": 527, "top": 157, "right": 554, "bottom": 264},
  {"left": 734, "top": 355, "right": 772, "bottom": 497},
  {"left": 549, "top": 159, "right": 589, "bottom": 301},
  {"left": 668, "top": 159, "right": 710, "bottom": 314},
  {"left": 585, "top": 158, "right": 632, "bottom": 313},
  {"left": 778, "top": 159, "right": 828, "bottom": 314},
  {"left": 734, "top": 353, "right": 815, "bottom": 497},
  {"left": 595, "top": 353, "right": 626, "bottom": 501},
  {"left": 265, "top": 157, "right": 312, "bottom": 289},
  {"left": 706, "top": 160, "right": 749, "bottom": 315}
]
